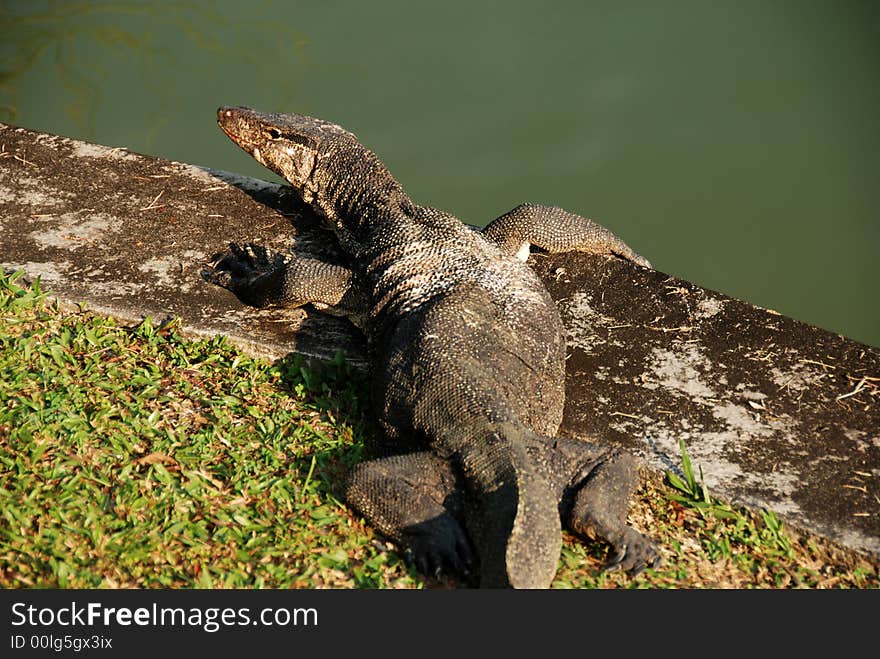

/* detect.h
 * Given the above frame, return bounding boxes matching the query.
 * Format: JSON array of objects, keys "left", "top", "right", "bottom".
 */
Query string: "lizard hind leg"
[
  {"left": 344, "top": 451, "right": 475, "bottom": 582},
  {"left": 559, "top": 443, "right": 661, "bottom": 574}
]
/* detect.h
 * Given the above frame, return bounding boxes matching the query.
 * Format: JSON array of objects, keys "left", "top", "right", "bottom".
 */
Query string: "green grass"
[
  {"left": 0, "top": 268, "right": 414, "bottom": 588},
  {"left": 0, "top": 268, "right": 877, "bottom": 589}
]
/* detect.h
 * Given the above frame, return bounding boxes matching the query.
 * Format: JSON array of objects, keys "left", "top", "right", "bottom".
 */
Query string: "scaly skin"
[{"left": 209, "top": 106, "right": 659, "bottom": 587}]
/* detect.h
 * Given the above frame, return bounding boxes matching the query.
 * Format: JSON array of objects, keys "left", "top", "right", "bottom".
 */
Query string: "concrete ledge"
[{"left": 2, "top": 122, "right": 878, "bottom": 560}]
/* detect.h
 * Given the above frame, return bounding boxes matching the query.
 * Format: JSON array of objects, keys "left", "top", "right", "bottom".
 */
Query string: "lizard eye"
[{"left": 266, "top": 128, "right": 282, "bottom": 140}]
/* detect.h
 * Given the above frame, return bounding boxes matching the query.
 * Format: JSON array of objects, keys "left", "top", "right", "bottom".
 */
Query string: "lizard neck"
[{"left": 307, "top": 142, "right": 414, "bottom": 252}]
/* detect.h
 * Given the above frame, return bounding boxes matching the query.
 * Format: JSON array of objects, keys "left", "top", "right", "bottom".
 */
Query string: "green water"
[{"left": 2, "top": 0, "right": 878, "bottom": 346}]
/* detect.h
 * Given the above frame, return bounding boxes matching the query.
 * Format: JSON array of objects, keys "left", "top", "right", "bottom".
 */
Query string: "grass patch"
[
  {"left": 0, "top": 268, "right": 877, "bottom": 589},
  {"left": 554, "top": 440, "right": 878, "bottom": 588},
  {"left": 0, "top": 269, "right": 412, "bottom": 588}
]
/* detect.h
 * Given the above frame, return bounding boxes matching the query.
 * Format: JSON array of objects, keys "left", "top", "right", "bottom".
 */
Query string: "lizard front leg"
[
  {"left": 204, "top": 243, "right": 367, "bottom": 321},
  {"left": 483, "top": 203, "right": 651, "bottom": 268}
]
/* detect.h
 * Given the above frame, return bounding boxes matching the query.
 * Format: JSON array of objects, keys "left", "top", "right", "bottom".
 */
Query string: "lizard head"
[
  {"left": 217, "top": 106, "right": 356, "bottom": 209},
  {"left": 218, "top": 106, "right": 410, "bottom": 250}
]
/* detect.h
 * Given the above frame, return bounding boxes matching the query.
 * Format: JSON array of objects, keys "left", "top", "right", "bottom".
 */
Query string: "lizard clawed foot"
[
  {"left": 202, "top": 243, "right": 287, "bottom": 304},
  {"left": 205, "top": 243, "right": 283, "bottom": 285},
  {"left": 604, "top": 527, "right": 661, "bottom": 575},
  {"left": 612, "top": 248, "right": 652, "bottom": 270},
  {"left": 401, "top": 515, "right": 476, "bottom": 584}
]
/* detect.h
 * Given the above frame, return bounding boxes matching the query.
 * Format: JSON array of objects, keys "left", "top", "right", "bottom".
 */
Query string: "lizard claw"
[
  {"left": 604, "top": 528, "right": 661, "bottom": 575},
  {"left": 203, "top": 242, "right": 286, "bottom": 297},
  {"left": 610, "top": 245, "right": 652, "bottom": 270},
  {"left": 617, "top": 250, "right": 652, "bottom": 270},
  {"left": 402, "top": 515, "right": 475, "bottom": 583}
]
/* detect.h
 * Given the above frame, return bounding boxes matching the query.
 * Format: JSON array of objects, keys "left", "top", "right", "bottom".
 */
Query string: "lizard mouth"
[
  {"left": 217, "top": 107, "right": 241, "bottom": 139},
  {"left": 217, "top": 106, "right": 254, "bottom": 148}
]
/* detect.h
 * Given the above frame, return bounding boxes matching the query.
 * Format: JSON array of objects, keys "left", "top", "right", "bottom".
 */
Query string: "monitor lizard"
[{"left": 207, "top": 106, "right": 660, "bottom": 587}]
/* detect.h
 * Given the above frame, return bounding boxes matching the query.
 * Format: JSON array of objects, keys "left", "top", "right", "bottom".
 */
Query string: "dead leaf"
[{"left": 134, "top": 452, "right": 179, "bottom": 469}]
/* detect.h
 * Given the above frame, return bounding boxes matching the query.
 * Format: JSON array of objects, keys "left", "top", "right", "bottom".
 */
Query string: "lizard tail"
[{"left": 458, "top": 423, "right": 562, "bottom": 588}]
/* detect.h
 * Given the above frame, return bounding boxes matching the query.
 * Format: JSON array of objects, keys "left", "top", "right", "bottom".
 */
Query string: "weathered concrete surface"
[
  {"left": 534, "top": 253, "right": 879, "bottom": 558},
  {"left": 1, "top": 123, "right": 878, "bottom": 560}
]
